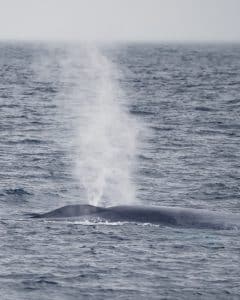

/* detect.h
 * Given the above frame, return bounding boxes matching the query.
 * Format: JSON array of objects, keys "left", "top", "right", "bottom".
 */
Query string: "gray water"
[{"left": 0, "top": 42, "right": 240, "bottom": 299}]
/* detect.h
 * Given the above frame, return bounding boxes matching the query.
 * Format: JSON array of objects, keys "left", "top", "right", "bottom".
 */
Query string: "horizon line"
[{"left": 0, "top": 37, "right": 240, "bottom": 45}]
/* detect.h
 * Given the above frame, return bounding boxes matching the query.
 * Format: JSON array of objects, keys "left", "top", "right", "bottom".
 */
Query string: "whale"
[{"left": 30, "top": 204, "right": 240, "bottom": 230}]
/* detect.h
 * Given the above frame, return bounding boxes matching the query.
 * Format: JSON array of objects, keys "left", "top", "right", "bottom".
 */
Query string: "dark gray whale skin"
[{"left": 30, "top": 204, "right": 240, "bottom": 229}]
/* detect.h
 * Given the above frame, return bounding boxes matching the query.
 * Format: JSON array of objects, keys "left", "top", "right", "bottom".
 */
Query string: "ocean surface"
[{"left": 0, "top": 42, "right": 240, "bottom": 299}]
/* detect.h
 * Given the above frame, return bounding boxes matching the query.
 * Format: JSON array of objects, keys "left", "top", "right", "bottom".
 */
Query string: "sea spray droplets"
[{"left": 67, "top": 46, "right": 139, "bottom": 206}]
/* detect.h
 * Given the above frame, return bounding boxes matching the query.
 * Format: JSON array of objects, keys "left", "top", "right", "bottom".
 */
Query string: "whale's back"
[
  {"left": 30, "top": 204, "right": 240, "bottom": 230},
  {"left": 32, "top": 204, "right": 106, "bottom": 218},
  {"left": 105, "top": 205, "right": 178, "bottom": 225}
]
